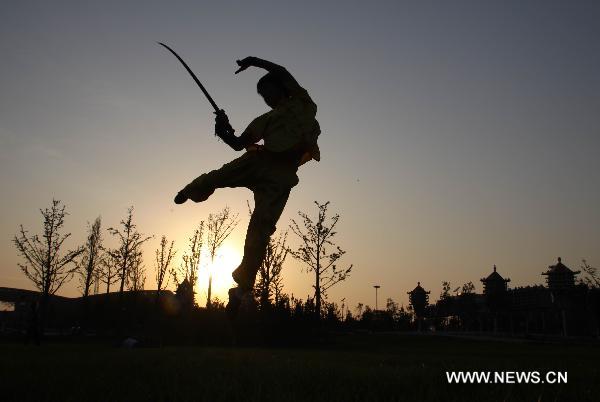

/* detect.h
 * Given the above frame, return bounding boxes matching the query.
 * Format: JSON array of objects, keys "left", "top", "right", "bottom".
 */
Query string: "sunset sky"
[{"left": 1, "top": 1, "right": 599, "bottom": 309}]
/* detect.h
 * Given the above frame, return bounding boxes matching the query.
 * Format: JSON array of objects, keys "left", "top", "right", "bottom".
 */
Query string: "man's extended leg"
[{"left": 175, "top": 152, "right": 260, "bottom": 204}]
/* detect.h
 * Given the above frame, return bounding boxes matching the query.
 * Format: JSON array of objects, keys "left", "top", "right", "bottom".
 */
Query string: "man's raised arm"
[{"left": 235, "top": 56, "right": 303, "bottom": 95}]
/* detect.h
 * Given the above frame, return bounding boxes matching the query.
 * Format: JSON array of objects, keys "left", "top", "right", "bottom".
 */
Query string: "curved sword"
[{"left": 158, "top": 42, "right": 220, "bottom": 112}]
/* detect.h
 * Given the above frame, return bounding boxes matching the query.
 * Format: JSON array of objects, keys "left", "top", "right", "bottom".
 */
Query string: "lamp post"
[{"left": 373, "top": 285, "right": 381, "bottom": 311}]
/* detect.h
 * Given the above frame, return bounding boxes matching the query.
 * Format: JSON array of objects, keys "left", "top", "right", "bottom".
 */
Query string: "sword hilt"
[{"left": 214, "top": 109, "right": 235, "bottom": 137}]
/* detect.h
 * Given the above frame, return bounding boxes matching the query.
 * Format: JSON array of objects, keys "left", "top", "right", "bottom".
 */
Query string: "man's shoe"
[
  {"left": 232, "top": 266, "right": 253, "bottom": 289},
  {"left": 226, "top": 287, "right": 252, "bottom": 319},
  {"left": 174, "top": 191, "right": 188, "bottom": 204}
]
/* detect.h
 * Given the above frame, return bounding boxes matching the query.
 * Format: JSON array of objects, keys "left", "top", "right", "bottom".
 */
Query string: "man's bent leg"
[{"left": 232, "top": 184, "right": 291, "bottom": 290}]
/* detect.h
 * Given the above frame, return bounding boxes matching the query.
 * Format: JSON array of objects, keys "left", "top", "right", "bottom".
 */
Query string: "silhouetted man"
[{"left": 174, "top": 56, "right": 320, "bottom": 316}]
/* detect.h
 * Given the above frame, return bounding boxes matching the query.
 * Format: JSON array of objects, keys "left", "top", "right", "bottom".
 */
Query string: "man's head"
[{"left": 257, "top": 72, "right": 288, "bottom": 108}]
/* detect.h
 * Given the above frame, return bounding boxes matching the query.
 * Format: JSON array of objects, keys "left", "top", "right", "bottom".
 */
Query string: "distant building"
[
  {"left": 429, "top": 258, "right": 599, "bottom": 337},
  {"left": 542, "top": 257, "right": 580, "bottom": 291},
  {"left": 407, "top": 282, "right": 430, "bottom": 318},
  {"left": 480, "top": 265, "right": 510, "bottom": 295},
  {"left": 480, "top": 265, "right": 511, "bottom": 331}
]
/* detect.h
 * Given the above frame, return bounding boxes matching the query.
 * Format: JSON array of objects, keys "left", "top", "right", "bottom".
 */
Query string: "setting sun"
[{"left": 195, "top": 244, "right": 242, "bottom": 305}]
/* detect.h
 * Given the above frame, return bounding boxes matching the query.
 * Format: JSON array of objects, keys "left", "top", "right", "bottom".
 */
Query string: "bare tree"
[
  {"left": 440, "top": 281, "right": 451, "bottom": 300},
  {"left": 107, "top": 207, "right": 152, "bottom": 295},
  {"left": 99, "top": 251, "right": 119, "bottom": 294},
  {"left": 289, "top": 201, "right": 353, "bottom": 319},
  {"left": 206, "top": 207, "right": 239, "bottom": 308},
  {"left": 155, "top": 235, "right": 176, "bottom": 301},
  {"left": 76, "top": 216, "right": 104, "bottom": 298},
  {"left": 127, "top": 252, "right": 146, "bottom": 291},
  {"left": 171, "top": 223, "right": 204, "bottom": 305},
  {"left": 579, "top": 259, "right": 599, "bottom": 288},
  {"left": 271, "top": 255, "right": 286, "bottom": 306},
  {"left": 461, "top": 281, "right": 476, "bottom": 295},
  {"left": 255, "top": 232, "right": 288, "bottom": 307},
  {"left": 13, "top": 200, "right": 84, "bottom": 304},
  {"left": 386, "top": 297, "right": 400, "bottom": 319},
  {"left": 355, "top": 302, "right": 364, "bottom": 318}
]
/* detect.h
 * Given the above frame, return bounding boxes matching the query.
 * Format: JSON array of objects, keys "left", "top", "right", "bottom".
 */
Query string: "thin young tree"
[
  {"left": 155, "top": 235, "right": 176, "bottom": 302},
  {"left": 171, "top": 222, "right": 204, "bottom": 303},
  {"left": 440, "top": 281, "right": 451, "bottom": 300},
  {"left": 289, "top": 201, "right": 353, "bottom": 319},
  {"left": 255, "top": 232, "right": 288, "bottom": 308},
  {"left": 13, "top": 200, "right": 84, "bottom": 314},
  {"left": 271, "top": 254, "right": 286, "bottom": 306},
  {"left": 99, "top": 251, "right": 119, "bottom": 294},
  {"left": 579, "top": 259, "right": 599, "bottom": 288},
  {"left": 461, "top": 281, "right": 476, "bottom": 295},
  {"left": 107, "top": 207, "right": 152, "bottom": 295},
  {"left": 206, "top": 206, "right": 239, "bottom": 308},
  {"left": 355, "top": 302, "right": 364, "bottom": 318},
  {"left": 127, "top": 252, "right": 146, "bottom": 291},
  {"left": 76, "top": 217, "right": 104, "bottom": 298}
]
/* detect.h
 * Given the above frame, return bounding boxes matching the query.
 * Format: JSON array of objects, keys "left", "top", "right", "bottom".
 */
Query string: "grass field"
[{"left": 2, "top": 333, "right": 599, "bottom": 402}]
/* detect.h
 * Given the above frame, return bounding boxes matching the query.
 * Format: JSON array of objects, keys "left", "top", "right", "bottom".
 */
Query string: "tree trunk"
[
  {"left": 315, "top": 269, "right": 321, "bottom": 320},
  {"left": 315, "top": 241, "right": 321, "bottom": 320},
  {"left": 84, "top": 278, "right": 91, "bottom": 298},
  {"left": 119, "top": 264, "right": 126, "bottom": 293},
  {"left": 207, "top": 275, "right": 212, "bottom": 308},
  {"left": 119, "top": 241, "right": 129, "bottom": 294}
]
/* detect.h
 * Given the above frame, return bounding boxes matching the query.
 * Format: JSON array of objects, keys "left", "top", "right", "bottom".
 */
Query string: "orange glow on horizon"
[{"left": 195, "top": 244, "right": 242, "bottom": 305}]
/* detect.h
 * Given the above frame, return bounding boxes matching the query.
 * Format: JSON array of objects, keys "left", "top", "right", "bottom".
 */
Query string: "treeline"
[{"left": 12, "top": 199, "right": 356, "bottom": 336}]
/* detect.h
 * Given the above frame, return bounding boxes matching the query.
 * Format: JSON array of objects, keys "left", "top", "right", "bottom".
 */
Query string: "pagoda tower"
[
  {"left": 480, "top": 265, "right": 510, "bottom": 295},
  {"left": 542, "top": 257, "right": 580, "bottom": 291},
  {"left": 407, "top": 282, "right": 430, "bottom": 318}
]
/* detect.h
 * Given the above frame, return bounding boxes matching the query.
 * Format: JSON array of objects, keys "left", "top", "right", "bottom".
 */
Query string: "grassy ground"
[{"left": 1, "top": 333, "right": 598, "bottom": 402}]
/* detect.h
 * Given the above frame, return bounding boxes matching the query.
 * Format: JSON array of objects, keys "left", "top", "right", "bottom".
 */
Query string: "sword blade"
[{"left": 158, "top": 42, "right": 220, "bottom": 112}]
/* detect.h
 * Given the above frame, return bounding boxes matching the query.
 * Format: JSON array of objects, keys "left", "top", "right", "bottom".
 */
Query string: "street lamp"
[{"left": 373, "top": 285, "right": 381, "bottom": 311}]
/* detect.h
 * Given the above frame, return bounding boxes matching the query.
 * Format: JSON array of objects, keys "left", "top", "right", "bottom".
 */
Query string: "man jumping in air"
[{"left": 173, "top": 56, "right": 320, "bottom": 316}]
